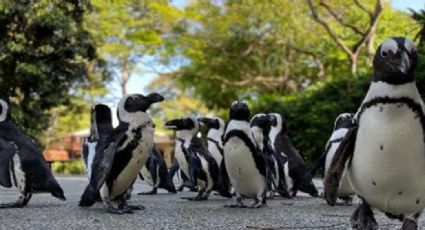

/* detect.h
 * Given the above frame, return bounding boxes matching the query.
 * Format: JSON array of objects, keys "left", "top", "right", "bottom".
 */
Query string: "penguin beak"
[
  {"left": 164, "top": 120, "right": 178, "bottom": 130},
  {"left": 147, "top": 93, "right": 164, "bottom": 104},
  {"left": 399, "top": 51, "right": 411, "bottom": 74},
  {"left": 197, "top": 117, "right": 210, "bottom": 126}
]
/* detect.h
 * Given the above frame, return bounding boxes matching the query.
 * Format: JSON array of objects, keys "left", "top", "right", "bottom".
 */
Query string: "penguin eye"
[
  {"left": 132, "top": 96, "right": 140, "bottom": 101},
  {"left": 381, "top": 50, "right": 388, "bottom": 58}
]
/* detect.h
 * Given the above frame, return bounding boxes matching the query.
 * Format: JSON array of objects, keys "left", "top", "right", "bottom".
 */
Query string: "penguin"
[
  {"left": 82, "top": 104, "right": 113, "bottom": 180},
  {"left": 250, "top": 113, "right": 290, "bottom": 198},
  {"left": 310, "top": 113, "right": 355, "bottom": 204},
  {"left": 165, "top": 117, "right": 225, "bottom": 200},
  {"left": 79, "top": 92, "right": 164, "bottom": 214},
  {"left": 325, "top": 37, "right": 425, "bottom": 230},
  {"left": 0, "top": 99, "right": 66, "bottom": 207},
  {"left": 223, "top": 101, "right": 268, "bottom": 208},
  {"left": 197, "top": 116, "right": 232, "bottom": 195},
  {"left": 138, "top": 145, "right": 176, "bottom": 194},
  {"left": 168, "top": 160, "right": 196, "bottom": 192},
  {"left": 268, "top": 113, "right": 319, "bottom": 197}
]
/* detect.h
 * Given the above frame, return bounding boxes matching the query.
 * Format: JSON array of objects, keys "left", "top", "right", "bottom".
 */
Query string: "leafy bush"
[
  {"left": 51, "top": 160, "right": 85, "bottom": 175},
  {"left": 250, "top": 74, "right": 371, "bottom": 165}
]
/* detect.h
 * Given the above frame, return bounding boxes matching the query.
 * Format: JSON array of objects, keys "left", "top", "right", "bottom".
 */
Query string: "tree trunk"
[
  {"left": 350, "top": 54, "right": 358, "bottom": 75},
  {"left": 120, "top": 61, "right": 129, "bottom": 96}
]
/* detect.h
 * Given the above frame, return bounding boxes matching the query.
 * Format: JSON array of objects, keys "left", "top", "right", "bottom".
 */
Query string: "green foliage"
[
  {"left": 52, "top": 160, "right": 85, "bottom": 175},
  {"left": 0, "top": 0, "right": 107, "bottom": 138},
  {"left": 250, "top": 74, "right": 371, "bottom": 165}
]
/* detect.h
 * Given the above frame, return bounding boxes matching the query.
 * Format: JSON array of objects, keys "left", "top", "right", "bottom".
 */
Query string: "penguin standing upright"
[
  {"left": 197, "top": 116, "right": 232, "bottom": 195},
  {"left": 325, "top": 37, "right": 425, "bottom": 229},
  {"left": 250, "top": 113, "right": 290, "bottom": 198},
  {"left": 268, "top": 113, "right": 318, "bottom": 197},
  {"left": 79, "top": 93, "right": 164, "bottom": 214},
  {"left": 223, "top": 101, "right": 268, "bottom": 208},
  {"left": 0, "top": 99, "right": 65, "bottom": 207},
  {"left": 165, "top": 117, "right": 224, "bottom": 200},
  {"left": 138, "top": 146, "right": 176, "bottom": 194},
  {"left": 323, "top": 113, "right": 355, "bottom": 204}
]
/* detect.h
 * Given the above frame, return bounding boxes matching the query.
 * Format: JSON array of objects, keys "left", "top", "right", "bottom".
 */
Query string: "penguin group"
[{"left": 0, "top": 36, "right": 423, "bottom": 229}]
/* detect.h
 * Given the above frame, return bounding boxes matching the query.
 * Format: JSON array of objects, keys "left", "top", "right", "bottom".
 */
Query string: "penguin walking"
[
  {"left": 165, "top": 117, "right": 225, "bottom": 200},
  {"left": 197, "top": 116, "right": 232, "bottom": 195},
  {"left": 223, "top": 101, "right": 268, "bottom": 208},
  {"left": 0, "top": 99, "right": 66, "bottom": 207},
  {"left": 310, "top": 113, "right": 355, "bottom": 205},
  {"left": 79, "top": 93, "right": 164, "bottom": 214},
  {"left": 250, "top": 113, "right": 290, "bottom": 198},
  {"left": 268, "top": 113, "right": 318, "bottom": 197},
  {"left": 138, "top": 146, "right": 176, "bottom": 194},
  {"left": 325, "top": 37, "right": 425, "bottom": 229}
]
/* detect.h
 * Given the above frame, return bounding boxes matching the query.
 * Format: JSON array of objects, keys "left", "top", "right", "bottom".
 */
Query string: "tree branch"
[
  {"left": 305, "top": 0, "right": 353, "bottom": 56},
  {"left": 319, "top": 0, "right": 365, "bottom": 36},
  {"left": 353, "top": 0, "right": 373, "bottom": 17},
  {"left": 352, "top": 0, "right": 383, "bottom": 53}
]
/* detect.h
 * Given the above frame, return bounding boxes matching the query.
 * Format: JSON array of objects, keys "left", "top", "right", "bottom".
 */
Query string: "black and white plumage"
[
  {"left": 316, "top": 113, "right": 355, "bottom": 204},
  {"left": 223, "top": 101, "right": 268, "bottom": 208},
  {"left": 138, "top": 146, "right": 176, "bottom": 194},
  {"left": 250, "top": 113, "right": 290, "bottom": 198},
  {"left": 268, "top": 113, "right": 318, "bottom": 197},
  {"left": 165, "top": 117, "right": 224, "bottom": 200},
  {"left": 0, "top": 99, "right": 65, "bottom": 207},
  {"left": 325, "top": 37, "right": 424, "bottom": 229},
  {"left": 197, "top": 116, "right": 232, "bottom": 196},
  {"left": 79, "top": 93, "right": 164, "bottom": 214}
]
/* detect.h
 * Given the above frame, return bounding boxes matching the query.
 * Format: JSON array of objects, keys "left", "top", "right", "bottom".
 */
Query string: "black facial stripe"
[{"left": 358, "top": 96, "right": 425, "bottom": 141}]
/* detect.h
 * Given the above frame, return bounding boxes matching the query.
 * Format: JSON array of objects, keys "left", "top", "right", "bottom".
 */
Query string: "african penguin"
[
  {"left": 165, "top": 117, "right": 225, "bottom": 200},
  {"left": 79, "top": 93, "right": 164, "bottom": 214},
  {"left": 325, "top": 37, "right": 425, "bottom": 229},
  {"left": 321, "top": 113, "right": 355, "bottom": 204},
  {"left": 197, "top": 116, "right": 232, "bottom": 196},
  {"left": 138, "top": 145, "right": 176, "bottom": 194},
  {"left": 0, "top": 99, "right": 65, "bottom": 207},
  {"left": 168, "top": 160, "right": 196, "bottom": 192},
  {"left": 223, "top": 101, "right": 268, "bottom": 208},
  {"left": 268, "top": 113, "right": 318, "bottom": 197},
  {"left": 250, "top": 113, "right": 290, "bottom": 198}
]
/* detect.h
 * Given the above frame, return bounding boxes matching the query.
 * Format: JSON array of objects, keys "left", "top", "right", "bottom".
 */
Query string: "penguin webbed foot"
[
  {"left": 350, "top": 202, "right": 378, "bottom": 230},
  {"left": 106, "top": 205, "right": 134, "bottom": 215},
  {"left": 0, "top": 202, "right": 24, "bottom": 208},
  {"left": 249, "top": 198, "right": 266, "bottom": 208},
  {"left": 123, "top": 204, "right": 145, "bottom": 211},
  {"left": 224, "top": 197, "right": 247, "bottom": 208},
  {"left": 137, "top": 188, "right": 157, "bottom": 195},
  {"left": 402, "top": 213, "right": 420, "bottom": 230},
  {"left": 0, "top": 193, "right": 32, "bottom": 208}
]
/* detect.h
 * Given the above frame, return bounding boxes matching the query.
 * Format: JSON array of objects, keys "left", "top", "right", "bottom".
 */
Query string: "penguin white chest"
[
  {"left": 348, "top": 103, "right": 425, "bottom": 215},
  {"left": 208, "top": 141, "right": 223, "bottom": 166},
  {"left": 11, "top": 153, "right": 25, "bottom": 192},
  {"left": 85, "top": 141, "right": 97, "bottom": 179},
  {"left": 175, "top": 146, "right": 190, "bottom": 177},
  {"left": 224, "top": 137, "right": 266, "bottom": 198},
  {"left": 111, "top": 127, "right": 154, "bottom": 197}
]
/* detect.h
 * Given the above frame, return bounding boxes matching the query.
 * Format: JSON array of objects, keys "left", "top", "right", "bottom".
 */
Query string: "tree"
[
  {"left": 154, "top": 0, "right": 415, "bottom": 108},
  {"left": 0, "top": 0, "right": 107, "bottom": 138},
  {"left": 85, "top": 0, "right": 182, "bottom": 96},
  {"left": 306, "top": 0, "right": 384, "bottom": 75}
]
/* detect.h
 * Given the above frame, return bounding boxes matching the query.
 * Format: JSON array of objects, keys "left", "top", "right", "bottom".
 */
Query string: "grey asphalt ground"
[{"left": 0, "top": 177, "right": 422, "bottom": 230}]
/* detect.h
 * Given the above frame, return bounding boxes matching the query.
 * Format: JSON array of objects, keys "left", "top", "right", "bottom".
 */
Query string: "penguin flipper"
[
  {"left": 324, "top": 126, "right": 358, "bottom": 206},
  {"left": 89, "top": 128, "right": 127, "bottom": 191},
  {"left": 0, "top": 140, "right": 16, "bottom": 188}
]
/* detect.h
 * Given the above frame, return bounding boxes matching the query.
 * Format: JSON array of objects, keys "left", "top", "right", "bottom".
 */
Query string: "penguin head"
[
  {"left": 250, "top": 113, "right": 273, "bottom": 130},
  {"left": 229, "top": 101, "right": 250, "bottom": 121},
  {"left": 373, "top": 37, "right": 418, "bottom": 84},
  {"left": 197, "top": 117, "right": 225, "bottom": 131},
  {"left": 269, "top": 113, "right": 288, "bottom": 134},
  {"left": 0, "top": 99, "right": 11, "bottom": 123},
  {"left": 333, "top": 113, "right": 354, "bottom": 130},
  {"left": 165, "top": 117, "right": 199, "bottom": 134},
  {"left": 117, "top": 93, "right": 164, "bottom": 123}
]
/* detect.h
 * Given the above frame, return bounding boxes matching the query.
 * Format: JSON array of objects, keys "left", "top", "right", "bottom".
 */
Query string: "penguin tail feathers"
[
  {"left": 47, "top": 176, "right": 66, "bottom": 201},
  {"left": 79, "top": 185, "right": 98, "bottom": 207}
]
